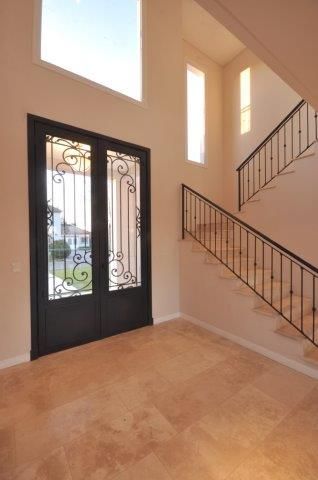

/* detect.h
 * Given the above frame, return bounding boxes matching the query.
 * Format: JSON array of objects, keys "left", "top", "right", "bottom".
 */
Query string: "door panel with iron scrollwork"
[
  {"left": 29, "top": 117, "right": 151, "bottom": 358},
  {"left": 107, "top": 150, "right": 141, "bottom": 291}
]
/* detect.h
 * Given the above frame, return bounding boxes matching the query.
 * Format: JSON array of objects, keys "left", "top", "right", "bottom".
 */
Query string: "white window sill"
[
  {"left": 185, "top": 159, "right": 208, "bottom": 169},
  {"left": 32, "top": 58, "right": 148, "bottom": 110}
]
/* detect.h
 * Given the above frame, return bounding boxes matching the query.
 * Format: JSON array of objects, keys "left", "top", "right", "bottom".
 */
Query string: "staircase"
[
  {"left": 237, "top": 100, "right": 318, "bottom": 210},
  {"left": 182, "top": 184, "right": 318, "bottom": 368}
]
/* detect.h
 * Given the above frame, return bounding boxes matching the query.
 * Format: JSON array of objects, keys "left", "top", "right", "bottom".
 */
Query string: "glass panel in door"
[
  {"left": 107, "top": 150, "right": 141, "bottom": 291},
  {"left": 46, "top": 135, "right": 93, "bottom": 300}
]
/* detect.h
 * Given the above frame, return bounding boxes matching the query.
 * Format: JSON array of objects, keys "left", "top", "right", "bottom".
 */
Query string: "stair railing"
[
  {"left": 237, "top": 100, "right": 318, "bottom": 210},
  {"left": 182, "top": 184, "right": 318, "bottom": 347}
]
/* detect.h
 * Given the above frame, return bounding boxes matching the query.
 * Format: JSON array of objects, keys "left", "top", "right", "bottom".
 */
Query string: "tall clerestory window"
[
  {"left": 240, "top": 67, "right": 251, "bottom": 134},
  {"left": 186, "top": 64, "right": 206, "bottom": 165},
  {"left": 40, "top": 0, "right": 143, "bottom": 101}
]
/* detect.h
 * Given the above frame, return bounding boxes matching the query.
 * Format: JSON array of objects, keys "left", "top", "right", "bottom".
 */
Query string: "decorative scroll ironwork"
[
  {"left": 136, "top": 207, "right": 141, "bottom": 238},
  {"left": 107, "top": 150, "right": 142, "bottom": 291},
  {"left": 46, "top": 135, "right": 92, "bottom": 300}
]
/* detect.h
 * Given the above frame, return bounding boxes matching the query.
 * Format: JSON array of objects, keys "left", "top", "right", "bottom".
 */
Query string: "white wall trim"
[
  {"left": 153, "top": 312, "right": 181, "bottom": 325},
  {"left": 180, "top": 313, "right": 318, "bottom": 380},
  {"left": 0, "top": 353, "right": 30, "bottom": 370}
]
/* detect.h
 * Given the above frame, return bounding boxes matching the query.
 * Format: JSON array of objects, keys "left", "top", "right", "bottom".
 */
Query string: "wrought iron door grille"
[
  {"left": 107, "top": 150, "right": 142, "bottom": 291},
  {"left": 46, "top": 135, "right": 92, "bottom": 300}
]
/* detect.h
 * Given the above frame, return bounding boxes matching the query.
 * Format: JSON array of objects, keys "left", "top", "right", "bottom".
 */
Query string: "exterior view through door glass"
[
  {"left": 29, "top": 116, "right": 151, "bottom": 358},
  {"left": 46, "top": 136, "right": 93, "bottom": 299}
]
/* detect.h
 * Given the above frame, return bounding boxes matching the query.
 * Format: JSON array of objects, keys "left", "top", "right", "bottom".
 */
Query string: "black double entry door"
[{"left": 28, "top": 116, "right": 152, "bottom": 358}]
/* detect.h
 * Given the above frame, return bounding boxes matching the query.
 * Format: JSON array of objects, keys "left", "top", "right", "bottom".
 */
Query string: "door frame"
[{"left": 28, "top": 114, "right": 152, "bottom": 360}]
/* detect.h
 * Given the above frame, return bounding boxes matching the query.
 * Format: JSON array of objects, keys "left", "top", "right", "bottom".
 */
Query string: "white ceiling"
[{"left": 182, "top": 0, "right": 245, "bottom": 66}]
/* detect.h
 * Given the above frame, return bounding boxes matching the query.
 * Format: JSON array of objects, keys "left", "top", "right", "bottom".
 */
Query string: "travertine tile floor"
[{"left": 1, "top": 318, "right": 318, "bottom": 479}]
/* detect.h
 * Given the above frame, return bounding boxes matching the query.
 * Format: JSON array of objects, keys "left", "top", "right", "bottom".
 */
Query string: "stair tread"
[
  {"left": 235, "top": 278, "right": 289, "bottom": 293},
  {"left": 254, "top": 295, "right": 312, "bottom": 317},
  {"left": 276, "top": 314, "right": 318, "bottom": 339},
  {"left": 192, "top": 241, "right": 240, "bottom": 253}
]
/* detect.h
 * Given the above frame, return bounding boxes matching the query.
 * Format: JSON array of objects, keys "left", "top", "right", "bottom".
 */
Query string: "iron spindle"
[
  {"left": 220, "top": 214, "right": 223, "bottom": 261},
  {"left": 270, "top": 138, "right": 273, "bottom": 178},
  {"left": 226, "top": 217, "right": 229, "bottom": 265},
  {"left": 248, "top": 163, "right": 250, "bottom": 199},
  {"left": 277, "top": 132, "right": 280, "bottom": 175},
  {"left": 190, "top": 191, "right": 192, "bottom": 234},
  {"left": 194, "top": 195, "right": 197, "bottom": 237},
  {"left": 242, "top": 168, "right": 245, "bottom": 206},
  {"left": 280, "top": 254, "right": 283, "bottom": 312},
  {"left": 203, "top": 201, "right": 206, "bottom": 247},
  {"left": 258, "top": 151, "right": 261, "bottom": 191},
  {"left": 214, "top": 209, "right": 217, "bottom": 254},
  {"left": 290, "top": 260, "right": 293, "bottom": 323},
  {"left": 301, "top": 267, "right": 304, "bottom": 331},
  {"left": 254, "top": 236, "right": 257, "bottom": 289},
  {"left": 238, "top": 169, "right": 241, "bottom": 211},
  {"left": 185, "top": 189, "right": 188, "bottom": 234},
  {"left": 284, "top": 124, "right": 286, "bottom": 166},
  {"left": 266, "top": 141, "right": 268, "bottom": 184},
  {"left": 299, "top": 108, "right": 301, "bottom": 155},
  {"left": 209, "top": 205, "right": 212, "bottom": 251},
  {"left": 262, "top": 242, "right": 265, "bottom": 297},
  {"left": 313, "top": 276, "right": 316, "bottom": 342},
  {"left": 307, "top": 103, "right": 309, "bottom": 147},
  {"left": 271, "top": 248, "right": 274, "bottom": 304},
  {"left": 232, "top": 221, "right": 235, "bottom": 271},
  {"left": 182, "top": 185, "right": 185, "bottom": 239},
  {"left": 240, "top": 226, "right": 242, "bottom": 277},
  {"left": 199, "top": 200, "right": 202, "bottom": 243},
  {"left": 246, "top": 231, "right": 249, "bottom": 284},
  {"left": 253, "top": 157, "right": 255, "bottom": 195},
  {"left": 291, "top": 116, "right": 294, "bottom": 159}
]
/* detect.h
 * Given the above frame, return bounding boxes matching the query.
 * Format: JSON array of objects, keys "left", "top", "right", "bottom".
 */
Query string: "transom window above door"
[{"left": 39, "top": 0, "right": 143, "bottom": 101}]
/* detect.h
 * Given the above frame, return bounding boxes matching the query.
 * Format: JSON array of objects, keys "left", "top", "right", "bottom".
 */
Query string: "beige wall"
[
  {"left": 182, "top": 41, "right": 223, "bottom": 203},
  {"left": 196, "top": 0, "right": 318, "bottom": 110},
  {"left": 0, "top": 0, "right": 224, "bottom": 363},
  {"left": 234, "top": 146, "right": 318, "bottom": 266},
  {"left": 179, "top": 46, "right": 318, "bottom": 364},
  {"left": 222, "top": 48, "right": 318, "bottom": 265},
  {"left": 222, "top": 48, "right": 300, "bottom": 211}
]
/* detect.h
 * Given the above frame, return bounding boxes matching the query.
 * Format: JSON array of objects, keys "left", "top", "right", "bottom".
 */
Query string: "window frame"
[
  {"left": 240, "top": 67, "right": 251, "bottom": 135},
  {"left": 33, "top": 0, "right": 147, "bottom": 107},
  {"left": 185, "top": 61, "right": 207, "bottom": 168}
]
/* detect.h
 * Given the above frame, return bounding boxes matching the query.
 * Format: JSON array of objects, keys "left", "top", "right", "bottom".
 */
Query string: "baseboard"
[
  {"left": 0, "top": 353, "right": 30, "bottom": 370},
  {"left": 180, "top": 313, "right": 318, "bottom": 380},
  {"left": 153, "top": 312, "right": 181, "bottom": 325}
]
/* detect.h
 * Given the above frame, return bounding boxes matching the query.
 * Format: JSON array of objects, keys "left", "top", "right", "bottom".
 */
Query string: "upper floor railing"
[
  {"left": 182, "top": 184, "right": 318, "bottom": 348},
  {"left": 237, "top": 100, "right": 318, "bottom": 210}
]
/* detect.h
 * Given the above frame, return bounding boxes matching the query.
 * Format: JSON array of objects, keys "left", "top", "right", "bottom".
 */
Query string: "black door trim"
[{"left": 28, "top": 114, "right": 152, "bottom": 360}]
